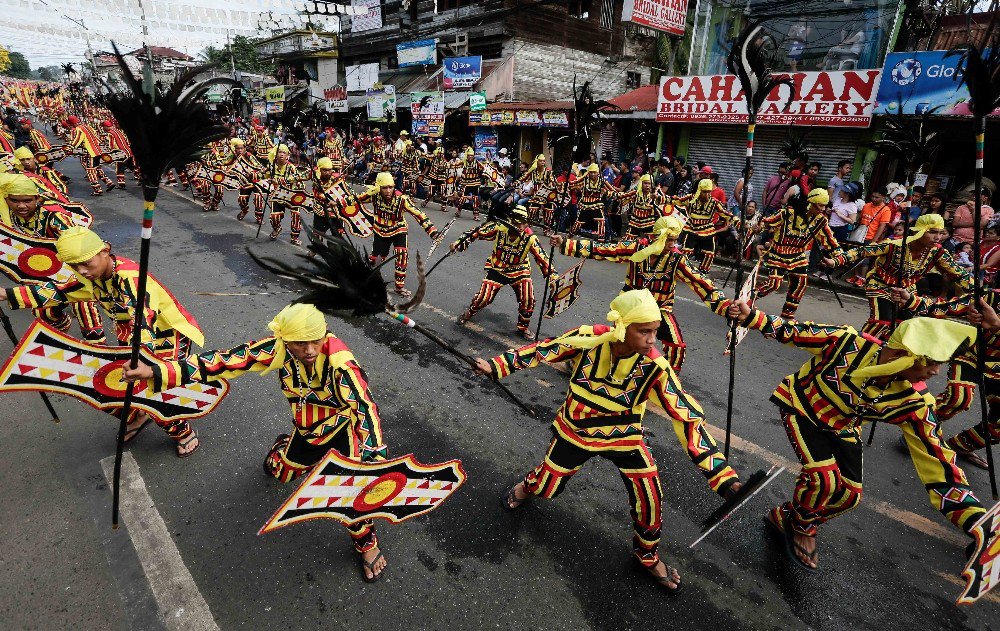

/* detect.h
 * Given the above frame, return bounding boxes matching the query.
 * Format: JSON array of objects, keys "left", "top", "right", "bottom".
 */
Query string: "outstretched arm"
[
  {"left": 727, "top": 300, "right": 850, "bottom": 355},
  {"left": 471, "top": 329, "right": 584, "bottom": 379}
]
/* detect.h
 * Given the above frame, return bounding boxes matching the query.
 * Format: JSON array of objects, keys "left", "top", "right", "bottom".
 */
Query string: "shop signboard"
[
  {"left": 621, "top": 0, "right": 688, "bottom": 37},
  {"left": 474, "top": 129, "right": 498, "bottom": 161},
  {"left": 265, "top": 101, "right": 284, "bottom": 114},
  {"left": 410, "top": 91, "right": 445, "bottom": 137},
  {"left": 515, "top": 110, "right": 542, "bottom": 126},
  {"left": 367, "top": 85, "right": 396, "bottom": 123},
  {"left": 469, "top": 91, "right": 488, "bottom": 112},
  {"left": 656, "top": 69, "right": 882, "bottom": 127},
  {"left": 264, "top": 86, "right": 285, "bottom": 103},
  {"left": 351, "top": 0, "right": 382, "bottom": 33},
  {"left": 542, "top": 111, "right": 570, "bottom": 128},
  {"left": 346, "top": 63, "right": 380, "bottom": 92},
  {"left": 397, "top": 39, "right": 438, "bottom": 68},
  {"left": 875, "top": 50, "right": 1000, "bottom": 117},
  {"left": 324, "top": 85, "right": 348, "bottom": 113},
  {"left": 443, "top": 56, "right": 482, "bottom": 90},
  {"left": 493, "top": 110, "right": 515, "bottom": 125}
]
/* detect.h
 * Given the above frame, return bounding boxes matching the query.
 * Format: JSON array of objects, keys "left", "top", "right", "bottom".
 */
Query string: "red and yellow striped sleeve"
[{"left": 489, "top": 327, "right": 584, "bottom": 378}]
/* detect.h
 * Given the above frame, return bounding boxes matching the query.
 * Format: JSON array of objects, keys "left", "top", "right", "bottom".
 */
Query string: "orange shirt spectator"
[{"left": 859, "top": 194, "right": 891, "bottom": 242}]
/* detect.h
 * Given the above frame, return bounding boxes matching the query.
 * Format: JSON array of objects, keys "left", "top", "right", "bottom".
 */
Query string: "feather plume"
[
  {"left": 873, "top": 103, "right": 941, "bottom": 175},
  {"left": 247, "top": 234, "right": 425, "bottom": 316},
  {"left": 727, "top": 21, "right": 795, "bottom": 120},
  {"left": 946, "top": 5, "right": 1000, "bottom": 120},
  {"left": 100, "top": 44, "right": 235, "bottom": 202}
]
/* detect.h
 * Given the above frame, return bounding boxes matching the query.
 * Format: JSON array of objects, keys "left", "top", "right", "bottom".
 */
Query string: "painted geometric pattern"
[
  {"left": 259, "top": 451, "right": 466, "bottom": 533},
  {"left": 0, "top": 321, "right": 228, "bottom": 424},
  {"left": 544, "top": 262, "right": 583, "bottom": 319},
  {"left": 958, "top": 500, "right": 1000, "bottom": 605},
  {"left": 0, "top": 223, "right": 75, "bottom": 285}
]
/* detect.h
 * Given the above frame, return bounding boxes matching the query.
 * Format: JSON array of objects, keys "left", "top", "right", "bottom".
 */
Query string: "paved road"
[{"left": 1, "top": 156, "right": 997, "bottom": 630}]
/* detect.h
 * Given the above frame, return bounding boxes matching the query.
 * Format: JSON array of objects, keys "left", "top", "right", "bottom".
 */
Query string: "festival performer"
[
  {"left": 220, "top": 138, "right": 265, "bottom": 221},
  {"left": 821, "top": 213, "right": 971, "bottom": 340},
  {"left": 617, "top": 174, "right": 673, "bottom": 238},
  {"left": 323, "top": 129, "right": 344, "bottom": 172},
  {"left": 673, "top": 178, "right": 735, "bottom": 273},
  {"left": 451, "top": 205, "right": 555, "bottom": 339},
  {"left": 471, "top": 289, "right": 742, "bottom": 593},
  {"left": 399, "top": 140, "right": 420, "bottom": 197},
  {"left": 65, "top": 115, "right": 115, "bottom": 196},
  {"left": 312, "top": 157, "right": 345, "bottom": 239},
  {"left": 261, "top": 144, "right": 309, "bottom": 245},
  {"left": 551, "top": 216, "right": 729, "bottom": 372},
  {"left": 568, "top": 163, "right": 626, "bottom": 239},
  {"left": 100, "top": 119, "right": 137, "bottom": 189},
  {"left": 725, "top": 299, "right": 992, "bottom": 573},
  {"left": 248, "top": 120, "right": 274, "bottom": 163},
  {"left": 422, "top": 147, "right": 450, "bottom": 209},
  {"left": 11, "top": 146, "right": 68, "bottom": 198},
  {"left": 754, "top": 188, "right": 842, "bottom": 319},
  {"left": 20, "top": 117, "right": 70, "bottom": 184},
  {"left": 891, "top": 285, "right": 1000, "bottom": 471},
  {"left": 455, "top": 148, "right": 484, "bottom": 220},
  {"left": 0, "top": 226, "right": 204, "bottom": 456},
  {"left": 122, "top": 303, "right": 390, "bottom": 582},
  {"left": 517, "top": 155, "right": 559, "bottom": 226},
  {"left": 0, "top": 174, "right": 104, "bottom": 343},
  {"left": 356, "top": 172, "right": 441, "bottom": 297}
]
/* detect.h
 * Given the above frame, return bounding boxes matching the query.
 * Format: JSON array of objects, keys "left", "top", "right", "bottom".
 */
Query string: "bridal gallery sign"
[{"left": 656, "top": 69, "right": 883, "bottom": 128}]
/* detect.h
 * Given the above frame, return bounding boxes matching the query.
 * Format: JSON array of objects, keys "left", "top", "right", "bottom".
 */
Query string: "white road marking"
[{"left": 101, "top": 453, "right": 219, "bottom": 631}]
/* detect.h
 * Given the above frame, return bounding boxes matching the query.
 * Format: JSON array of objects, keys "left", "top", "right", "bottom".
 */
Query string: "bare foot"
[{"left": 361, "top": 546, "right": 387, "bottom": 581}]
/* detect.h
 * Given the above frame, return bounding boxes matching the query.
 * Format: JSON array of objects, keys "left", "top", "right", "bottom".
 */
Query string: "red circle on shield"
[
  {"left": 342, "top": 203, "right": 359, "bottom": 217},
  {"left": 100, "top": 153, "right": 113, "bottom": 164},
  {"left": 352, "top": 472, "right": 407, "bottom": 512},
  {"left": 212, "top": 171, "right": 226, "bottom": 183},
  {"left": 291, "top": 192, "right": 306, "bottom": 206},
  {"left": 93, "top": 360, "right": 147, "bottom": 398},
  {"left": 17, "top": 247, "right": 62, "bottom": 279}
]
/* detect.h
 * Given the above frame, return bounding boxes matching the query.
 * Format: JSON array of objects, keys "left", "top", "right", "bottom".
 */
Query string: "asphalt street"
[{"left": 1, "top": 155, "right": 998, "bottom": 631}]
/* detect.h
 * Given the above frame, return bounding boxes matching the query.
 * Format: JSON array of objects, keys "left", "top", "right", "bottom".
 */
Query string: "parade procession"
[{"left": 2, "top": 0, "right": 1000, "bottom": 629}]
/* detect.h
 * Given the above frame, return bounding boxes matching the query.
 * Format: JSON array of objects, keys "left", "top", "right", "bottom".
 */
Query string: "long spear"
[
  {"left": 950, "top": 10, "right": 1000, "bottom": 498},
  {"left": 101, "top": 45, "right": 235, "bottom": 527},
  {"left": 723, "top": 21, "right": 794, "bottom": 457}
]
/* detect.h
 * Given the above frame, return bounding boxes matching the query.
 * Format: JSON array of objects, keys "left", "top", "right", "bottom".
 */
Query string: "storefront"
[{"left": 471, "top": 102, "right": 574, "bottom": 168}]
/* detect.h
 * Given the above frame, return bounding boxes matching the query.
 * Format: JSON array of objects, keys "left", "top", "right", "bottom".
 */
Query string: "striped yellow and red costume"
[
  {"left": 423, "top": 151, "right": 450, "bottom": 206},
  {"left": 399, "top": 145, "right": 420, "bottom": 195},
  {"left": 102, "top": 123, "right": 136, "bottom": 188},
  {"left": 672, "top": 192, "right": 734, "bottom": 272},
  {"left": 248, "top": 125, "right": 274, "bottom": 162},
  {"left": 738, "top": 309, "right": 987, "bottom": 538},
  {"left": 756, "top": 206, "right": 842, "bottom": 318},
  {"left": 560, "top": 237, "right": 730, "bottom": 372},
  {"left": 68, "top": 120, "right": 114, "bottom": 195},
  {"left": 356, "top": 187, "right": 439, "bottom": 293},
  {"left": 151, "top": 333, "right": 386, "bottom": 553},
  {"left": 617, "top": 181, "right": 672, "bottom": 238},
  {"left": 515, "top": 159, "right": 559, "bottom": 225},
  {"left": 456, "top": 154, "right": 483, "bottom": 219},
  {"left": 263, "top": 161, "right": 309, "bottom": 245},
  {"left": 489, "top": 324, "right": 739, "bottom": 568},
  {"left": 568, "top": 172, "right": 624, "bottom": 239},
  {"left": 902, "top": 290, "right": 1000, "bottom": 457},
  {"left": 453, "top": 221, "right": 554, "bottom": 333},
  {"left": 324, "top": 133, "right": 344, "bottom": 171},
  {"left": 5, "top": 256, "right": 203, "bottom": 442}
]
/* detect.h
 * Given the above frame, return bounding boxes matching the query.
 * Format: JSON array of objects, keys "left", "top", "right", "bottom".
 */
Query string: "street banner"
[
  {"left": 876, "top": 51, "right": 1000, "bottom": 117},
  {"left": 346, "top": 63, "right": 380, "bottom": 92},
  {"left": 410, "top": 91, "right": 445, "bottom": 137},
  {"left": 0, "top": 321, "right": 230, "bottom": 425},
  {"left": 474, "top": 128, "right": 497, "bottom": 161},
  {"left": 657, "top": 70, "right": 882, "bottom": 127},
  {"left": 443, "top": 56, "right": 482, "bottom": 90},
  {"left": 351, "top": 0, "right": 383, "bottom": 33},
  {"left": 367, "top": 85, "right": 396, "bottom": 122},
  {"left": 397, "top": 39, "right": 438, "bottom": 67},
  {"left": 469, "top": 91, "right": 487, "bottom": 112},
  {"left": 542, "top": 111, "right": 570, "bottom": 128},
  {"left": 324, "top": 85, "right": 348, "bottom": 113},
  {"left": 258, "top": 451, "right": 467, "bottom": 533},
  {"left": 264, "top": 86, "right": 285, "bottom": 103},
  {"left": 621, "top": 0, "right": 688, "bottom": 37}
]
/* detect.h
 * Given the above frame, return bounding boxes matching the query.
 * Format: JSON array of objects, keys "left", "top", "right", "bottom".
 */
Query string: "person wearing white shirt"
[
  {"left": 497, "top": 148, "right": 512, "bottom": 171},
  {"left": 829, "top": 181, "right": 862, "bottom": 243}
]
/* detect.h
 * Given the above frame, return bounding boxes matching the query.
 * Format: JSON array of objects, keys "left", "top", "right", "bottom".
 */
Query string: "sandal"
[
  {"left": 176, "top": 432, "right": 200, "bottom": 458},
  {"left": 772, "top": 512, "right": 818, "bottom": 572},
  {"left": 636, "top": 558, "right": 683, "bottom": 595},
  {"left": 123, "top": 414, "right": 152, "bottom": 444},
  {"left": 499, "top": 484, "right": 529, "bottom": 512},
  {"left": 359, "top": 549, "right": 386, "bottom": 583},
  {"left": 457, "top": 311, "right": 471, "bottom": 325},
  {"left": 956, "top": 448, "right": 991, "bottom": 471}
]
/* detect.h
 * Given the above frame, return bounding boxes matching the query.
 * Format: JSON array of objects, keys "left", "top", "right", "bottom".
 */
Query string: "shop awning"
[{"left": 601, "top": 84, "right": 658, "bottom": 120}]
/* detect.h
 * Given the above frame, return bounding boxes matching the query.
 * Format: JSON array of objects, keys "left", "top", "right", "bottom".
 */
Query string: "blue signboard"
[
  {"left": 396, "top": 39, "right": 437, "bottom": 68},
  {"left": 474, "top": 128, "right": 498, "bottom": 162},
  {"left": 443, "top": 56, "right": 483, "bottom": 90},
  {"left": 875, "top": 50, "right": 999, "bottom": 117}
]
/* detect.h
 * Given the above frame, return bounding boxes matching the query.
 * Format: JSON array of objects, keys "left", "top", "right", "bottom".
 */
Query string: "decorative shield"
[
  {"left": 0, "top": 224, "right": 76, "bottom": 284},
  {"left": 0, "top": 321, "right": 230, "bottom": 425},
  {"left": 35, "top": 145, "right": 69, "bottom": 165},
  {"left": 957, "top": 500, "right": 1000, "bottom": 605},
  {"left": 544, "top": 262, "right": 583, "bottom": 319},
  {"left": 99, "top": 148, "right": 129, "bottom": 164},
  {"left": 481, "top": 162, "right": 505, "bottom": 188},
  {"left": 43, "top": 200, "right": 93, "bottom": 228},
  {"left": 209, "top": 170, "right": 241, "bottom": 190},
  {"left": 428, "top": 219, "right": 456, "bottom": 259},
  {"left": 338, "top": 202, "right": 373, "bottom": 238},
  {"left": 271, "top": 186, "right": 314, "bottom": 210},
  {"left": 725, "top": 259, "right": 761, "bottom": 354},
  {"left": 258, "top": 451, "right": 466, "bottom": 534},
  {"left": 0, "top": 153, "right": 17, "bottom": 172}
]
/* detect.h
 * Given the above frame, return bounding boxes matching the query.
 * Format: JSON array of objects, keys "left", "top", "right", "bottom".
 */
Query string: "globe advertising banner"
[{"left": 875, "top": 50, "right": 1000, "bottom": 117}]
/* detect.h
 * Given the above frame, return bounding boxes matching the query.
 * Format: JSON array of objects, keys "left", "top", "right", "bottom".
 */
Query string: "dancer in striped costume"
[
  {"left": 673, "top": 178, "right": 735, "bottom": 273},
  {"left": 452, "top": 205, "right": 555, "bottom": 339},
  {"left": 568, "top": 163, "right": 625, "bottom": 239},
  {"left": 422, "top": 147, "right": 450, "bottom": 208},
  {"left": 123, "top": 303, "right": 389, "bottom": 582},
  {"left": 516, "top": 155, "right": 558, "bottom": 226},
  {"left": 618, "top": 174, "right": 672, "bottom": 238},
  {"left": 100, "top": 120, "right": 136, "bottom": 188},
  {"left": 65, "top": 115, "right": 114, "bottom": 196},
  {"left": 455, "top": 149, "right": 483, "bottom": 220},
  {"left": 12, "top": 146, "right": 67, "bottom": 198},
  {"left": 473, "top": 290, "right": 742, "bottom": 594},
  {"left": 551, "top": 216, "right": 730, "bottom": 372},
  {"left": 727, "top": 299, "right": 989, "bottom": 571}
]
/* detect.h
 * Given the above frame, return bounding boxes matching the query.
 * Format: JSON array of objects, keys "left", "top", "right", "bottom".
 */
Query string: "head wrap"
[
  {"left": 852, "top": 318, "right": 975, "bottom": 380},
  {"left": 698, "top": 178, "right": 714, "bottom": 192},
  {"left": 65, "top": 115, "right": 79, "bottom": 126},
  {"left": 586, "top": 163, "right": 600, "bottom": 174},
  {"left": 510, "top": 205, "right": 528, "bottom": 222},
  {"left": 902, "top": 212, "right": 945, "bottom": 242},
  {"left": 465, "top": 148, "right": 474, "bottom": 157},
  {"left": 806, "top": 188, "right": 830, "bottom": 206},
  {"left": 400, "top": 130, "right": 409, "bottom": 136},
  {"left": 230, "top": 137, "right": 245, "bottom": 147},
  {"left": 434, "top": 147, "right": 444, "bottom": 155},
  {"left": 1, "top": 173, "right": 37, "bottom": 197},
  {"left": 316, "top": 157, "right": 334, "bottom": 170},
  {"left": 552, "top": 289, "right": 661, "bottom": 350},
  {"left": 101, "top": 120, "right": 113, "bottom": 128},
  {"left": 629, "top": 216, "right": 683, "bottom": 262},
  {"left": 375, "top": 172, "right": 395, "bottom": 188},
  {"left": 56, "top": 226, "right": 106, "bottom": 264},
  {"left": 13, "top": 146, "right": 33, "bottom": 160},
  {"left": 261, "top": 303, "right": 328, "bottom": 375}
]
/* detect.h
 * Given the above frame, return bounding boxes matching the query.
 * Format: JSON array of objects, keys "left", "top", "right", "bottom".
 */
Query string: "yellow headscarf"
[
  {"left": 13, "top": 146, "right": 33, "bottom": 162},
  {"left": 0, "top": 173, "right": 40, "bottom": 225},
  {"left": 315, "top": 157, "right": 333, "bottom": 176},
  {"left": 56, "top": 225, "right": 106, "bottom": 264},
  {"left": 230, "top": 137, "right": 245, "bottom": 147},
  {"left": 262, "top": 303, "right": 328, "bottom": 375},
  {"left": 697, "top": 178, "right": 714, "bottom": 192},
  {"left": 267, "top": 143, "right": 290, "bottom": 163},
  {"left": 553, "top": 289, "right": 661, "bottom": 349},
  {"left": 586, "top": 163, "right": 599, "bottom": 174},
  {"left": 852, "top": 317, "right": 975, "bottom": 380},
  {"left": 905, "top": 213, "right": 945, "bottom": 242},
  {"left": 630, "top": 216, "right": 683, "bottom": 262}
]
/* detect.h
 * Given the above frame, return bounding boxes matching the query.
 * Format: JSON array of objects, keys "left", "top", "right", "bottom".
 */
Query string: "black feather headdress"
[
  {"left": 873, "top": 104, "right": 941, "bottom": 178},
  {"left": 248, "top": 234, "right": 423, "bottom": 316},
  {"left": 948, "top": 7, "right": 1000, "bottom": 120},
  {"left": 727, "top": 21, "right": 795, "bottom": 121},
  {"left": 100, "top": 44, "right": 235, "bottom": 202}
]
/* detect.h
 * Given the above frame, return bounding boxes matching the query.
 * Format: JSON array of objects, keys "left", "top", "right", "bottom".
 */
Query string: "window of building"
[
  {"left": 599, "top": 0, "right": 615, "bottom": 29},
  {"left": 568, "top": 0, "right": 592, "bottom": 19},
  {"left": 625, "top": 70, "right": 641, "bottom": 89}
]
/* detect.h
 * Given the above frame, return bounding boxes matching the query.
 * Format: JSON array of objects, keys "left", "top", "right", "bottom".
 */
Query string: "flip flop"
[
  {"left": 955, "top": 449, "right": 991, "bottom": 471},
  {"left": 176, "top": 432, "right": 200, "bottom": 459},
  {"left": 635, "top": 558, "right": 683, "bottom": 595},
  {"left": 123, "top": 416, "right": 152, "bottom": 444},
  {"left": 499, "top": 484, "right": 529, "bottom": 512},
  {"left": 782, "top": 516, "right": 818, "bottom": 573},
  {"left": 360, "top": 550, "right": 386, "bottom": 583}
]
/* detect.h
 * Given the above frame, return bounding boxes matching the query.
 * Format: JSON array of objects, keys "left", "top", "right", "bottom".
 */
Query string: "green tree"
[
  {"left": 198, "top": 35, "right": 274, "bottom": 75},
  {"left": 35, "top": 65, "right": 59, "bottom": 81},
  {"left": 6, "top": 51, "right": 30, "bottom": 79}
]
